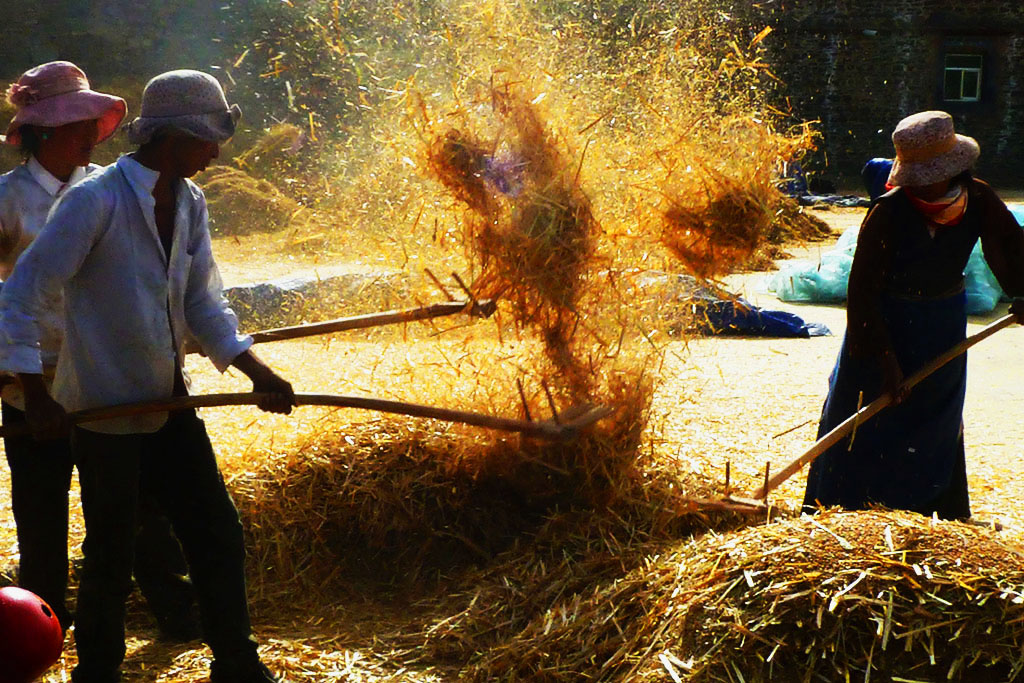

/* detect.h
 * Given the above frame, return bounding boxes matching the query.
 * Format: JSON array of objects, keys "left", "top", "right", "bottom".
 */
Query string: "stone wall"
[
  {"left": 4, "top": 1, "right": 1022, "bottom": 189},
  {"left": 0, "top": 0, "right": 227, "bottom": 84},
  {"left": 747, "top": 0, "right": 1024, "bottom": 188}
]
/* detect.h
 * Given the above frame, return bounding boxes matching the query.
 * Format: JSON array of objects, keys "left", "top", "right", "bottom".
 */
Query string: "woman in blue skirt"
[{"left": 803, "top": 111, "right": 1024, "bottom": 520}]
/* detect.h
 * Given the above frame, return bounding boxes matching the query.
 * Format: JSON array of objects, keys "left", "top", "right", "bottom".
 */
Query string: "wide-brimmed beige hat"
[
  {"left": 887, "top": 111, "right": 979, "bottom": 187},
  {"left": 125, "top": 69, "right": 240, "bottom": 145},
  {"left": 3, "top": 61, "right": 126, "bottom": 146}
]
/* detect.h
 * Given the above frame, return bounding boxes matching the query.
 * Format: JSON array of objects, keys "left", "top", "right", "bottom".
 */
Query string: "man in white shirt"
[{"left": 0, "top": 70, "right": 293, "bottom": 683}]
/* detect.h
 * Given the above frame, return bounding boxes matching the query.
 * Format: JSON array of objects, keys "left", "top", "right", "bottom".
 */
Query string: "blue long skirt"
[{"left": 802, "top": 291, "right": 970, "bottom": 520}]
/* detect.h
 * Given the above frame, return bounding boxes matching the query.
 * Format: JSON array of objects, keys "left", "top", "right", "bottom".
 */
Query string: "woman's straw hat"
[
  {"left": 3, "top": 61, "right": 126, "bottom": 146},
  {"left": 125, "top": 70, "right": 241, "bottom": 146},
  {"left": 887, "top": 111, "right": 979, "bottom": 187}
]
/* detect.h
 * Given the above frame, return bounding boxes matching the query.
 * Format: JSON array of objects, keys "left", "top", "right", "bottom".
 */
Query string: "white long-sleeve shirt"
[
  {"left": 0, "top": 155, "right": 252, "bottom": 433},
  {"left": 0, "top": 157, "right": 94, "bottom": 370}
]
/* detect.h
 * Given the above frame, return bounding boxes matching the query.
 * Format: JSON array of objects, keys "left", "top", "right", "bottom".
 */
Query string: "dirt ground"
[{"left": 4, "top": 204, "right": 1024, "bottom": 680}]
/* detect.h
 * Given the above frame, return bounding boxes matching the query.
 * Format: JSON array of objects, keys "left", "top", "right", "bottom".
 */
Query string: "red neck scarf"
[{"left": 887, "top": 182, "right": 969, "bottom": 227}]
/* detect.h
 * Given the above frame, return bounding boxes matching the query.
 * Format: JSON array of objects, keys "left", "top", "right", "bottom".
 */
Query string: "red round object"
[{"left": 0, "top": 586, "right": 64, "bottom": 683}]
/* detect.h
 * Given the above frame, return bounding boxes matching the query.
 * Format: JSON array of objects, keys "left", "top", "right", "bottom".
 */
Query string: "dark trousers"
[
  {"left": 4, "top": 400, "right": 75, "bottom": 629},
  {"left": 802, "top": 292, "right": 971, "bottom": 520},
  {"left": 70, "top": 410, "right": 257, "bottom": 683},
  {"left": 3, "top": 401, "right": 196, "bottom": 632}
]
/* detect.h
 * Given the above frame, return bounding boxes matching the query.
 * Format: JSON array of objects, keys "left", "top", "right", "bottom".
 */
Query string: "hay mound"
[
  {"left": 742, "top": 198, "right": 835, "bottom": 270},
  {"left": 233, "top": 123, "right": 307, "bottom": 180},
  {"left": 197, "top": 165, "right": 304, "bottom": 236},
  {"left": 412, "top": 497, "right": 749, "bottom": 667},
  {"left": 768, "top": 199, "right": 833, "bottom": 244},
  {"left": 234, "top": 391, "right": 669, "bottom": 604},
  {"left": 458, "top": 509, "right": 1024, "bottom": 682},
  {"left": 233, "top": 420, "right": 547, "bottom": 601}
]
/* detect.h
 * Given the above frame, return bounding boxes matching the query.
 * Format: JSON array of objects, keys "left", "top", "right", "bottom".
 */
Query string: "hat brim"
[
  {"left": 125, "top": 105, "right": 241, "bottom": 146},
  {"left": 887, "top": 134, "right": 980, "bottom": 187},
  {"left": 4, "top": 90, "right": 127, "bottom": 146}
]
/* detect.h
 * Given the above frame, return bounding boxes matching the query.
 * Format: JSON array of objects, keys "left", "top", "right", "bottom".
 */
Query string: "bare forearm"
[
  {"left": 230, "top": 348, "right": 272, "bottom": 383},
  {"left": 230, "top": 349, "right": 295, "bottom": 414}
]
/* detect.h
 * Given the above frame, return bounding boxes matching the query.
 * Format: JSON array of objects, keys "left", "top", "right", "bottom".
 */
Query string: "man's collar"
[
  {"left": 26, "top": 156, "right": 89, "bottom": 197},
  {"left": 116, "top": 154, "right": 162, "bottom": 197}
]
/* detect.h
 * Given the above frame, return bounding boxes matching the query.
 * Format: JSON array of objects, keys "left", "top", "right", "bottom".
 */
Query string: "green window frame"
[{"left": 943, "top": 54, "right": 983, "bottom": 102}]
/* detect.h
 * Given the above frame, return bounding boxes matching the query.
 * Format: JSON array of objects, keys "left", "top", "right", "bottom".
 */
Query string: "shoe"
[{"left": 209, "top": 660, "right": 280, "bottom": 683}]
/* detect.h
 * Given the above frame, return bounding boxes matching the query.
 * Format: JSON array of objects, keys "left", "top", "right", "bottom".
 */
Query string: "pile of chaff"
[
  {"left": 420, "top": 508, "right": 1024, "bottom": 682},
  {"left": 194, "top": 123, "right": 331, "bottom": 237},
  {"left": 232, "top": 123, "right": 309, "bottom": 185},
  {"left": 232, "top": 371, "right": 671, "bottom": 607},
  {"left": 415, "top": 78, "right": 609, "bottom": 400},
  {"left": 653, "top": 117, "right": 826, "bottom": 278}
]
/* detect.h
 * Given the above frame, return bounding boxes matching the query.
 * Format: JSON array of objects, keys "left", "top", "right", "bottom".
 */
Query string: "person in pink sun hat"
[
  {"left": 2, "top": 61, "right": 126, "bottom": 149},
  {"left": 0, "top": 61, "right": 203, "bottom": 645},
  {"left": 803, "top": 110, "right": 1024, "bottom": 521}
]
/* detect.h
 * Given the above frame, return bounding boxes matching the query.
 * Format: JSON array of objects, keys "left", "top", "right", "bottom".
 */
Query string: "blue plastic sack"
[
  {"left": 964, "top": 204, "right": 1024, "bottom": 313},
  {"left": 690, "top": 295, "right": 830, "bottom": 337},
  {"left": 768, "top": 226, "right": 857, "bottom": 303}
]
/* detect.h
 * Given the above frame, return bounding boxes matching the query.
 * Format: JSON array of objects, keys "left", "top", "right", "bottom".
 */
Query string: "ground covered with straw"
[
  {"left": 4, "top": 1, "right": 1024, "bottom": 682},
  {"left": 7, "top": 288, "right": 1024, "bottom": 682}
]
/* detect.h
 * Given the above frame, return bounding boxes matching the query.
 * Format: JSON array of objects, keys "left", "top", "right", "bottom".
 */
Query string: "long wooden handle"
[
  {"left": 183, "top": 299, "right": 497, "bottom": 354},
  {"left": 753, "top": 313, "right": 1017, "bottom": 499},
  {"left": 2, "top": 392, "right": 611, "bottom": 442}
]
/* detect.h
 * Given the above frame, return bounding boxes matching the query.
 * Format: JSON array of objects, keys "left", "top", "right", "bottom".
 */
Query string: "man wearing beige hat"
[
  {"left": 0, "top": 69, "right": 291, "bottom": 683},
  {"left": 804, "top": 110, "right": 1024, "bottom": 521},
  {"left": 0, "top": 60, "right": 201, "bottom": 642}
]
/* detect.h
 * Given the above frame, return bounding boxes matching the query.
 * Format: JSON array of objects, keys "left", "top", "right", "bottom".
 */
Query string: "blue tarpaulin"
[
  {"left": 643, "top": 271, "right": 831, "bottom": 338},
  {"left": 768, "top": 204, "right": 1024, "bottom": 314},
  {"left": 691, "top": 295, "right": 832, "bottom": 337}
]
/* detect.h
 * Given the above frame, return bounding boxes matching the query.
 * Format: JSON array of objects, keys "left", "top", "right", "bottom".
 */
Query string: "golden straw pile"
[
  {"left": 414, "top": 509, "right": 1024, "bottom": 682},
  {"left": 197, "top": 165, "right": 306, "bottom": 236}
]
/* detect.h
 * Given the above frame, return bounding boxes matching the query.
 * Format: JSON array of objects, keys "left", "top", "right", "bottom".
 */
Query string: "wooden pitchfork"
[
  {"left": 3, "top": 298, "right": 616, "bottom": 439},
  {"left": 0, "top": 393, "right": 614, "bottom": 442},
  {"left": 183, "top": 298, "right": 497, "bottom": 354},
  {"left": 752, "top": 312, "right": 1018, "bottom": 499}
]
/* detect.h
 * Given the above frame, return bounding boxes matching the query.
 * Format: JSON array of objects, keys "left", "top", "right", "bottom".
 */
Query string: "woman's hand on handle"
[
  {"left": 879, "top": 351, "right": 910, "bottom": 405},
  {"left": 1010, "top": 299, "right": 1024, "bottom": 325}
]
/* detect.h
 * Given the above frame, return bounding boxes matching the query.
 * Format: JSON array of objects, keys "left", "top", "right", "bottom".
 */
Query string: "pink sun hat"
[
  {"left": 3, "top": 61, "right": 127, "bottom": 146},
  {"left": 886, "top": 111, "right": 979, "bottom": 187}
]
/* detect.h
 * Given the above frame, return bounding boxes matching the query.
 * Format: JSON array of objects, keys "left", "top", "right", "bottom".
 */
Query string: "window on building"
[{"left": 943, "top": 54, "right": 983, "bottom": 102}]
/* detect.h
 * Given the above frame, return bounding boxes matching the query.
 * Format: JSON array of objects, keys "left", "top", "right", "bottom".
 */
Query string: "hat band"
[
  {"left": 35, "top": 76, "right": 90, "bottom": 100},
  {"left": 139, "top": 106, "right": 233, "bottom": 119},
  {"left": 8, "top": 76, "right": 90, "bottom": 107},
  {"left": 896, "top": 136, "right": 957, "bottom": 164}
]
